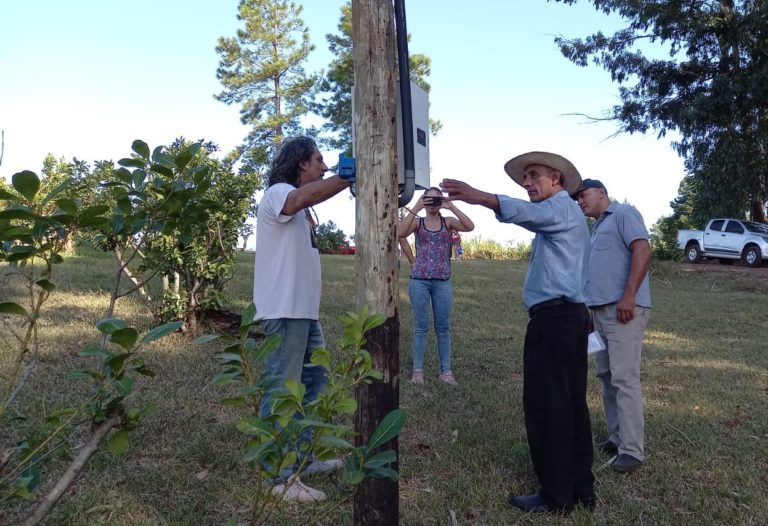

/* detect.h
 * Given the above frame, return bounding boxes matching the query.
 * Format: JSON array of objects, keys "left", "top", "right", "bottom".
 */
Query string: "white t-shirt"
[{"left": 253, "top": 183, "right": 321, "bottom": 320}]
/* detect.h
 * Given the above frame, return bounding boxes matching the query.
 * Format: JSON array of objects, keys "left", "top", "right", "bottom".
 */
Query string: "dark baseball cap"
[{"left": 574, "top": 178, "right": 606, "bottom": 195}]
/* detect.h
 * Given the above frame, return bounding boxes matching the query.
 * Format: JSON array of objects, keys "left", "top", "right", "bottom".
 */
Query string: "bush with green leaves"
[
  {"left": 650, "top": 215, "right": 684, "bottom": 261},
  {"left": 0, "top": 170, "right": 110, "bottom": 418},
  {"left": 463, "top": 236, "right": 531, "bottom": 261},
  {"left": 0, "top": 169, "right": 182, "bottom": 525},
  {"left": 105, "top": 139, "right": 261, "bottom": 330},
  {"left": 649, "top": 177, "right": 700, "bottom": 261},
  {"left": 2, "top": 318, "right": 180, "bottom": 505},
  {"left": 90, "top": 140, "right": 219, "bottom": 326},
  {"left": 200, "top": 304, "right": 406, "bottom": 525},
  {"left": 315, "top": 220, "right": 349, "bottom": 254}
]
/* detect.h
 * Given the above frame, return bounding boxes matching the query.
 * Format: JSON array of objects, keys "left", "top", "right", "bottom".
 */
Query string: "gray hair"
[{"left": 267, "top": 136, "right": 318, "bottom": 188}]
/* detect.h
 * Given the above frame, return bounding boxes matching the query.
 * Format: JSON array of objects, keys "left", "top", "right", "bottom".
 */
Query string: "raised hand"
[
  {"left": 440, "top": 178, "right": 499, "bottom": 212},
  {"left": 440, "top": 179, "right": 480, "bottom": 204}
]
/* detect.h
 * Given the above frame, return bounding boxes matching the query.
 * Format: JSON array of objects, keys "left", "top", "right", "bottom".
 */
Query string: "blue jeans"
[
  {"left": 408, "top": 278, "right": 453, "bottom": 373},
  {"left": 259, "top": 318, "right": 327, "bottom": 482}
]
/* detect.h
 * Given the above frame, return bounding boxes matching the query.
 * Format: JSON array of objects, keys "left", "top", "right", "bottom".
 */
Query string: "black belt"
[{"left": 528, "top": 297, "right": 571, "bottom": 317}]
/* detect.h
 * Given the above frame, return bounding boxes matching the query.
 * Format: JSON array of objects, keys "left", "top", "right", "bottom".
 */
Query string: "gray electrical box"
[{"left": 352, "top": 80, "right": 431, "bottom": 190}]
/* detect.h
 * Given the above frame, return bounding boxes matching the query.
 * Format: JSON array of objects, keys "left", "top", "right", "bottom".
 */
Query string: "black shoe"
[
  {"left": 596, "top": 439, "right": 619, "bottom": 455},
  {"left": 509, "top": 492, "right": 572, "bottom": 514},
  {"left": 611, "top": 453, "right": 643, "bottom": 472}
]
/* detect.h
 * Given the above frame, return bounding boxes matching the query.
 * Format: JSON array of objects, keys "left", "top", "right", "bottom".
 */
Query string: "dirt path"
[{"left": 677, "top": 259, "right": 768, "bottom": 288}]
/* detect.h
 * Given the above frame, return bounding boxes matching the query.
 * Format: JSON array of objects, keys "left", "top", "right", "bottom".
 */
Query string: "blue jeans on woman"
[
  {"left": 259, "top": 318, "right": 327, "bottom": 482},
  {"left": 408, "top": 278, "right": 453, "bottom": 373}
]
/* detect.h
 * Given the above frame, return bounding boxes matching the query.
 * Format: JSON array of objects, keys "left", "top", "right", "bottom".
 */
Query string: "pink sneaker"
[
  {"left": 439, "top": 371, "right": 458, "bottom": 386},
  {"left": 411, "top": 369, "right": 424, "bottom": 385}
]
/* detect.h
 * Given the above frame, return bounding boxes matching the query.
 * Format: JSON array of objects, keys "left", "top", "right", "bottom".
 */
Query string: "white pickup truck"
[{"left": 677, "top": 218, "right": 768, "bottom": 268}]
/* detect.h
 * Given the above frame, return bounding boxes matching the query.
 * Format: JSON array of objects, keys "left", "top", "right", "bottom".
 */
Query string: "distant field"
[{"left": 1, "top": 248, "right": 767, "bottom": 525}]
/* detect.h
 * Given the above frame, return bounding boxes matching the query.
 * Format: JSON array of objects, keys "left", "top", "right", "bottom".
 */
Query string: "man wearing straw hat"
[{"left": 441, "top": 152, "right": 594, "bottom": 514}]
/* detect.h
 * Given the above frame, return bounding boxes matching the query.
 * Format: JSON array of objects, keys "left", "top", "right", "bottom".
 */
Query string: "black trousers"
[{"left": 523, "top": 302, "right": 594, "bottom": 508}]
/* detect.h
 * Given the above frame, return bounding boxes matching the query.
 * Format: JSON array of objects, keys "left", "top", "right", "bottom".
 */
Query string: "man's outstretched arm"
[{"left": 440, "top": 179, "right": 500, "bottom": 213}]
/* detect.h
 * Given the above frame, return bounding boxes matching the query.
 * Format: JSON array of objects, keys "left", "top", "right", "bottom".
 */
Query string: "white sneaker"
[
  {"left": 302, "top": 458, "right": 345, "bottom": 475},
  {"left": 271, "top": 477, "right": 327, "bottom": 502}
]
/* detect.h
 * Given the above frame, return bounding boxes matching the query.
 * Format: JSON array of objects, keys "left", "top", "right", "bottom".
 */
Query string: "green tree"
[
  {"left": 0, "top": 155, "right": 92, "bottom": 215},
  {"left": 155, "top": 139, "right": 261, "bottom": 328},
  {"left": 311, "top": 1, "right": 441, "bottom": 155},
  {"left": 0, "top": 180, "right": 9, "bottom": 206},
  {"left": 215, "top": 0, "right": 317, "bottom": 172},
  {"left": 315, "top": 220, "right": 349, "bottom": 254},
  {"left": 81, "top": 140, "right": 219, "bottom": 334},
  {"left": 650, "top": 175, "right": 700, "bottom": 260},
  {"left": 2, "top": 155, "right": 96, "bottom": 253},
  {"left": 553, "top": 0, "right": 768, "bottom": 222},
  {"left": 39, "top": 155, "right": 87, "bottom": 203},
  {"left": 102, "top": 139, "right": 260, "bottom": 332}
]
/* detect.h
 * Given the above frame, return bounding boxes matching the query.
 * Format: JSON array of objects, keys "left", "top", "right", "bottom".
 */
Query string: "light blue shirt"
[
  {"left": 495, "top": 190, "right": 590, "bottom": 309},
  {"left": 586, "top": 202, "right": 651, "bottom": 308}
]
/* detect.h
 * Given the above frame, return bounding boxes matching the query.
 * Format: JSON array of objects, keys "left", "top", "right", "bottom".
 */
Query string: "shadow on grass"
[{"left": 2, "top": 257, "right": 767, "bottom": 525}]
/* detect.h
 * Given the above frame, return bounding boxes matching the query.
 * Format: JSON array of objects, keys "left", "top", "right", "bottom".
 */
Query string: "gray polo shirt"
[{"left": 586, "top": 201, "right": 651, "bottom": 308}]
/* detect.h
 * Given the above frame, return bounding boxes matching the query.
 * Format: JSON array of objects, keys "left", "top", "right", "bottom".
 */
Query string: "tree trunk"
[
  {"left": 184, "top": 276, "right": 201, "bottom": 335},
  {"left": 352, "top": 0, "right": 400, "bottom": 524},
  {"left": 353, "top": 316, "right": 400, "bottom": 525},
  {"left": 750, "top": 195, "right": 767, "bottom": 223}
]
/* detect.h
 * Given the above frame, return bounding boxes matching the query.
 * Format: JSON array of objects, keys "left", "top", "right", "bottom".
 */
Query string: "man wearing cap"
[
  {"left": 576, "top": 179, "right": 651, "bottom": 473},
  {"left": 441, "top": 152, "right": 594, "bottom": 514}
]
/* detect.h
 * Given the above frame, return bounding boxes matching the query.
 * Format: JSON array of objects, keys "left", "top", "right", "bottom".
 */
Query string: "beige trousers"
[{"left": 591, "top": 304, "right": 650, "bottom": 461}]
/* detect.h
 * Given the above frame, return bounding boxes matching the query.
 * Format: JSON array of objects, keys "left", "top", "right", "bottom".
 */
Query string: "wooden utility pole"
[{"left": 352, "top": 0, "right": 400, "bottom": 524}]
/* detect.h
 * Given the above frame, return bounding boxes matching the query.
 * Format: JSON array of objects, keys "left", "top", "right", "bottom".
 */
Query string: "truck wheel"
[
  {"left": 718, "top": 258, "right": 735, "bottom": 265},
  {"left": 742, "top": 245, "right": 763, "bottom": 268},
  {"left": 685, "top": 243, "right": 701, "bottom": 263}
]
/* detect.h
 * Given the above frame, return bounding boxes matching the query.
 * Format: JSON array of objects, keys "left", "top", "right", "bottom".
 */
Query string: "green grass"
[{"left": 1, "top": 248, "right": 767, "bottom": 525}]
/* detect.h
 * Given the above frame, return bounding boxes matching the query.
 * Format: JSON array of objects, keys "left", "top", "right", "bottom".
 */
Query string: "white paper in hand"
[{"left": 588, "top": 331, "right": 606, "bottom": 354}]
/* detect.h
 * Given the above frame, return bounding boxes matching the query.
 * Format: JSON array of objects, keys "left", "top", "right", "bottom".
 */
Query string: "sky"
[{"left": 0, "top": 0, "right": 686, "bottom": 247}]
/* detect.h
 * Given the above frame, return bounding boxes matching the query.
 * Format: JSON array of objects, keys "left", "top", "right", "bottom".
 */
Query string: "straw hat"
[{"left": 503, "top": 151, "right": 582, "bottom": 196}]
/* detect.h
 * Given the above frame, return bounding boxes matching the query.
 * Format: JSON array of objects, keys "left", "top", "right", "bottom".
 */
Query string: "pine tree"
[{"left": 215, "top": 0, "right": 317, "bottom": 172}]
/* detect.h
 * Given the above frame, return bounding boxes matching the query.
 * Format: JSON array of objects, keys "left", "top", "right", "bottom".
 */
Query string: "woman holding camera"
[{"left": 398, "top": 187, "right": 475, "bottom": 385}]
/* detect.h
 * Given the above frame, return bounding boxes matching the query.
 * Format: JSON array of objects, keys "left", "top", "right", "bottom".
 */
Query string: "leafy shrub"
[
  {"left": 202, "top": 305, "right": 406, "bottom": 524},
  {"left": 462, "top": 236, "right": 531, "bottom": 261},
  {"left": 315, "top": 220, "right": 349, "bottom": 254}
]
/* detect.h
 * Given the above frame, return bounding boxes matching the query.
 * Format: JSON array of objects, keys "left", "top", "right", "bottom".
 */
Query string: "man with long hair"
[{"left": 253, "top": 136, "right": 352, "bottom": 501}]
